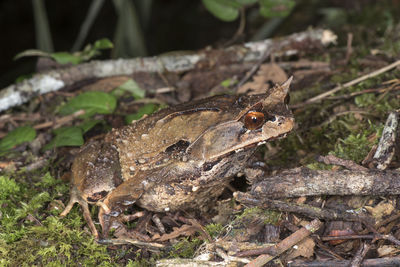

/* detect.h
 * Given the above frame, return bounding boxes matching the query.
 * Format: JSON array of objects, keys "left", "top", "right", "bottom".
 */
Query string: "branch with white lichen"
[{"left": 0, "top": 29, "right": 336, "bottom": 112}]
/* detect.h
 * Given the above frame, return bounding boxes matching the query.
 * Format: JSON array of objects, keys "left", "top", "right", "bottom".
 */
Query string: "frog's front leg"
[
  {"left": 97, "top": 178, "right": 145, "bottom": 237},
  {"left": 60, "top": 185, "right": 100, "bottom": 238},
  {"left": 61, "top": 140, "right": 124, "bottom": 238}
]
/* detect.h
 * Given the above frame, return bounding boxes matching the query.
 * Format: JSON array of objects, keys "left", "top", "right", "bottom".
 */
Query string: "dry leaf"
[
  {"left": 377, "top": 245, "right": 400, "bottom": 257},
  {"left": 286, "top": 237, "right": 315, "bottom": 260},
  {"left": 365, "top": 200, "right": 395, "bottom": 220},
  {"left": 81, "top": 76, "right": 131, "bottom": 92},
  {"left": 237, "top": 63, "right": 287, "bottom": 95},
  {"left": 154, "top": 224, "right": 197, "bottom": 242}
]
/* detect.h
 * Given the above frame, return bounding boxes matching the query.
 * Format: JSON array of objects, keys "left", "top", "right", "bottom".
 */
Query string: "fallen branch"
[
  {"left": 249, "top": 167, "right": 400, "bottom": 198},
  {"left": 288, "top": 257, "right": 400, "bottom": 267},
  {"left": 0, "top": 29, "right": 336, "bottom": 112},
  {"left": 234, "top": 192, "right": 373, "bottom": 224}
]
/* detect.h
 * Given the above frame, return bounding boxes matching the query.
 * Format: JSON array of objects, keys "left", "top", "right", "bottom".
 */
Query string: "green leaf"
[
  {"left": 51, "top": 52, "right": 82, "bottom": 65},
  {"left": 44, "top": 127, "right": 84, "bottom": 150},
  {"left": 114, "top": 79, "right": 146, "bottom": 99},
  {"left": 125, "top": 104, "right": 158, "bottom": 124},
  {"left": 236, "top": 0, "right": 258, "bottom": 4},
  {"left": 79, "top": 119, "right": 103, "bottom": 134},
  {"left": 0, "top": 126, "right": 36, "bottom": 152},
  {"left": 59, "top": 91, "right": 117, "bottom": 117},
  {"left": 15, "top": 73, "right": 33, "bottom": 83},
  {"left": 202, "top": 0, "right": 240, "bottom": 21},
  {"left": 93, "top": 38, "right": 114, "bottom": 50},
  {"left": 259, "top": 0, "right": 295, "bottom": 18},
  {"left": 112, "top": 0, "right": 147, "bottom": 58},
  {"left": 32, "top": 0, "right": 54, "bottom": 52}
]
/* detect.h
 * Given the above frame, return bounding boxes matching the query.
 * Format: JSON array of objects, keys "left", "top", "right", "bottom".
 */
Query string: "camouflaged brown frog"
[{"left": 61, "top": 77, "right": 295, "bottom": 238}]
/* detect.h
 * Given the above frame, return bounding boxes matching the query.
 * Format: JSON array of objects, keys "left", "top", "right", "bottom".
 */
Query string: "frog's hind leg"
[{"left": 60, "top": 186, "right": 99, "bottom": 238}]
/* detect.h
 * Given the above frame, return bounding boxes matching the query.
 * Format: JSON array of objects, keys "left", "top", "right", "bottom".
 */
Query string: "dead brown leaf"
[
  {"left": 153, "top": 224, "right": 198, "bottom": 242},
  {"left": 377, "top": 245, "right": 400, "bottom": 257},
  {"left": 286, "top": 237, "right": 315, "bottom": 260},
  {"left": 365, "top": 200, "right": 395, "bottom": 221},
  {"left": 237, "top": 63, "right": 287, "bottom": 95},
  {"left": 81, "top": 76, "right": 131, "bottom": 92}
]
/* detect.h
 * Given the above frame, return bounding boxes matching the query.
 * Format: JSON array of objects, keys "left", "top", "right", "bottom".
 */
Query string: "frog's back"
[{"left": 108, "top": 94, "right": 266, "bottom": 181}]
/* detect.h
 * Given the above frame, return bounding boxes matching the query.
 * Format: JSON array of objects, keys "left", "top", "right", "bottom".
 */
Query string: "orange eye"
[{"left": 244, "top": 111, "right": 265, "bottom": 130}]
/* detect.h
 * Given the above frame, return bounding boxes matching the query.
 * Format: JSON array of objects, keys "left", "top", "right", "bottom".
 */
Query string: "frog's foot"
[
  {"left": 60, "top": 186, "right": 99, "bottom": 239},
  {"left": 97, "top": 202, "right": 145, "bottom": 238},
  {"left": 98, "top": 201, "right": 112, "bottom": 238}
]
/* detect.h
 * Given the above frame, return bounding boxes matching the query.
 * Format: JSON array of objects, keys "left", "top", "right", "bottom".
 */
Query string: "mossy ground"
[{"left": 1, "top": 3, "right": 400, "bottom": 266}]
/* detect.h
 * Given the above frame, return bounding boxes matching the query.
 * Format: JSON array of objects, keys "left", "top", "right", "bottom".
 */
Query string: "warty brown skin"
[{"left": 61, "top": 77, "right": 295, "bottom": 238}]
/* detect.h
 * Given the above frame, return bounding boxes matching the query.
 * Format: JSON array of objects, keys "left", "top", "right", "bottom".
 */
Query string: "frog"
[{"left": 60, "top": 77, "right": 295, "bottom": 238}]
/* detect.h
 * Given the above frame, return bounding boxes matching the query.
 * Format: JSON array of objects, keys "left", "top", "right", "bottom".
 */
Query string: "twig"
[
  {"left": 97, "top": 238, "right": 165, "bottom": 250},
  {"left": 234, "top": 192, "right": 373, "bottom": 225},
  {"left": 344, "top": 32, "right": 353, "bottom": 65},
  {"left": 297, "top": 59, "right": 400, "bottom": 107},
  {"left": 314, "top": 238, "right": 345, "bottom": 260},
  {"left": 316, "top": 154, "right": 368, "bottom": 171},
  {"left": 33, "top": 109, "right": 86, "bottom": 130},
  {"left": 321, "top": 234, "right": 374, "bottom": 241},
  {"left": 371, "top": 111, "right": 399, "bottom": 170},
  {"left": 288, "top": 257, "right": 400, "bottom": 267},
  {"left": 321, "top": 233, "right": 400, "bottom": 247},
  {"left": 350, "top": 242, "right": 371, "bottom": 267},
  {"left": 243, "top": 219, "right": 323, "bottom": 267},
  {"left": 215, "top": 248, "right": 250, "bottom": 264},
  {"left": 325, "top": 85, "right": 400, "bottom": 100}
]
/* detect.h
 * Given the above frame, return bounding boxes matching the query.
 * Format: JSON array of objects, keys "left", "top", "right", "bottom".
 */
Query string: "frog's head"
[{"left": 186, "top": 77, "right": 294, "bottom": 162}]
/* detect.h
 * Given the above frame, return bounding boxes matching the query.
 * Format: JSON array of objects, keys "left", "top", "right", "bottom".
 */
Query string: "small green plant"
[
  {"left": 59, "top": 91, "right": 117, "bottom": 117},
  {"left": 0, "top": 126, "right": 36, "bottom": 155},
  {"left": 15, "top": 38, "right": 113, "bottom": 65},
  {"left": 125, "top": 103, "right": 159, "bottom": 124},
  {"left": 202, "top": 0, "right": 295, "bottom": 21},
  {"left": 113, "top": 79, "right": 146, "bottom": 99}
]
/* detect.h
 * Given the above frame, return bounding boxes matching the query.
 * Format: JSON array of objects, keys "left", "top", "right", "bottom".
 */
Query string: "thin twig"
[
  {"left": 326, "top": 85, "right": 400, "bottom": 100},
  {"left": 296, "top": 59, "right": 400, "bottom": 107},
  {"left": 350, "top": 242, "right": 371, "bottom": 267},
  {"left": 316, "top": 155, "right": 368, "bottom": 171},
  {"left": 33, "top": 109, "right": 85, "bottom": 130},
  {"left": 344, "top": 32, "right": 353, "bottom": 65},
  {"left": 243, "top": 219, "right": 323, "bottom": 267}
]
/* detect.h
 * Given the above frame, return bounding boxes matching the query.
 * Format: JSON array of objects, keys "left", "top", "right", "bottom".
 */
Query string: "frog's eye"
[{"left": 244, "top": 111, "right": 265, "bottom": 130}]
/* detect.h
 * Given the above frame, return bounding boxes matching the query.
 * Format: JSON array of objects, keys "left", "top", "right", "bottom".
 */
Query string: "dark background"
[{"left": 1, "top": 0, "right": 399, "bottom": 89}]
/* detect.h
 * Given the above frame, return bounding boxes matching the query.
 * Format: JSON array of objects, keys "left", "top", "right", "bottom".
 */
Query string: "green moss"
[
  {"left": 0, "top": 172, "right": 116, "bottom": 265},
  {"left": 205, "top": 223, "right": 223, "bottom": 239},
  {"left": 0, "top": 176, "right": 20, "bottom": 203},
  {"left": 237, "top": 207, "right": 281, "bottom": 225},
  {"left": 169, "top": 237, "right": 203, "bottom": 258}
]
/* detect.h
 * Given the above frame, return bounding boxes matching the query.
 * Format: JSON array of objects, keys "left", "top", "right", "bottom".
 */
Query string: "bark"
[
  {"left": 250, "top": 167, "right": 400, "bottom": 199},
  {"left": 0, "top": 29, "right": 336, "bottom": 112}
]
